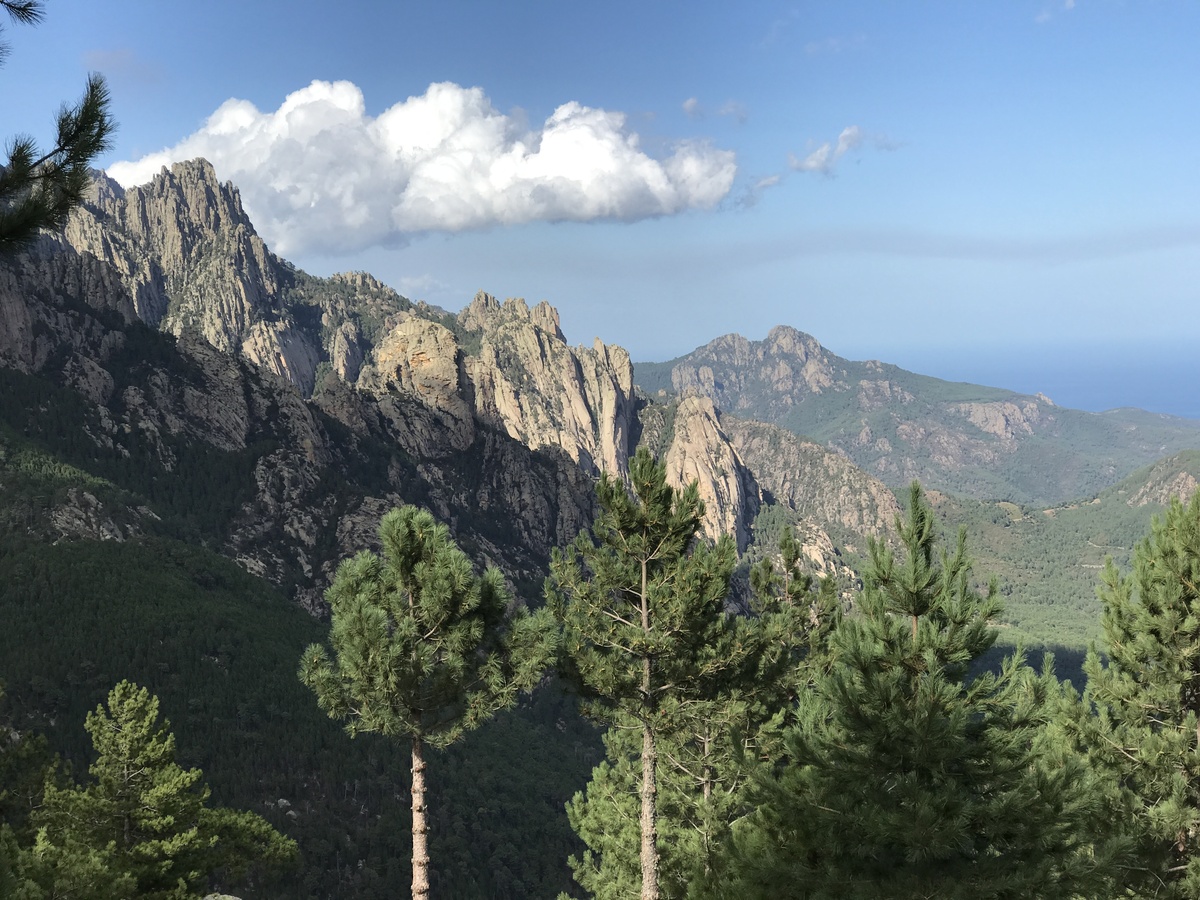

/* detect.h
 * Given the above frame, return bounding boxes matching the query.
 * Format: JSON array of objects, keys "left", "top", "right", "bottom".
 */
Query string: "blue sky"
[{"left": 6, "top": 1, "right": 1199, "bottom": 414}]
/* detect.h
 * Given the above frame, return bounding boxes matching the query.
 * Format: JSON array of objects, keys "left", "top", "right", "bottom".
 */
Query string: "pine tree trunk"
[
  {"left": 412, "top": 734, "right": 431, "bottom": 900},
  {"left": 640, "top": 555, "right": 660, "bottom": 900},
  {"left": 641, "top": 715, "right": 660, "bottom": 900}
]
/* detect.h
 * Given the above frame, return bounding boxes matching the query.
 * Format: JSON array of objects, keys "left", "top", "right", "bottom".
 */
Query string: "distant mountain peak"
[{"left": 635, "top": 327, "right": 1200, "bottom": 505}]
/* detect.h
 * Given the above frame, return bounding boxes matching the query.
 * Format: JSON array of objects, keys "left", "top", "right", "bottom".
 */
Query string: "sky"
[{"left": 5, "top": 0, "right": 1199, "bottom": 415}]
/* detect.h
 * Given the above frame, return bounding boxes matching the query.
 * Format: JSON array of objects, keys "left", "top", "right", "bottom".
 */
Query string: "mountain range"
[
  {"left": 6, "top": 159, "right": 1196, "bottom": 619},
  {"left": 2, "top": 158, "right": 1198, "bottom": 896}
]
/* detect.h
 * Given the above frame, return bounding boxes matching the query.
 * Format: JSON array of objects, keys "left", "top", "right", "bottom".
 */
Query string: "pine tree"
[
  {"left": 747, "top": 523, "right": 842, "bottom": 664},
  {"left": 19, "top": 681, "right": 294, "bottom": 900},
  {"left": 566, "top": 523, "right": 839, "bottom": 899},
  {"left": 716, "top": 483, "right": 1104, "bottom": 900},
  {"left": 0, "top": 1, "right": 115, "bottom": 251},
  {"left": 547, "top": 447, "right": 741, "bottom": 900},
  {"left": 299, "top": 504, "right": 555, "bottom": 900},
  {"left": 1076, "top": 492, "right": 1200, "bottom": 896}
]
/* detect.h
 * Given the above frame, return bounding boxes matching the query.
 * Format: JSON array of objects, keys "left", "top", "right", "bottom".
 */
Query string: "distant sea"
[{"left": 883, "top": 342, "right": 1200, "bottom": 421}]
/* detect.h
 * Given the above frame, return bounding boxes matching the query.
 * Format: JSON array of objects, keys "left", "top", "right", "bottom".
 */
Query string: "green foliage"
[
  {"left": 560, "top": 521, "right": 843, "bottom": 900},
  {"left": 548, "top": 447, "right": 740, "bottom": 728},
  {"left": 1074, "top": 492, "right": 1200, "bottom": 897},
  {"left": 0, "top": 2, "right": 115, "bottom": 251},
  {"left": 716, "top": 483, "right": 1107, "bottom": 900},
  {"left": 301, "top": 504, "right": 555, "bottom": 748},
  {"left": 0, "top": 532, "right": 583, "bottom": 899},
  {"left": 549, "top": 447, "right": 747, "bottom": 899},
  {"left": 300, "top": 505, "right": 557, "bottom": 898},
  {"left": 932, "top": 451, "right": 1200, "bottom": 647},
  {"left": 16, "top": 681, "right": 294, "bottom": 900},
  {"left": 10, "top": 826, "right": 136, "bottom": 900}
]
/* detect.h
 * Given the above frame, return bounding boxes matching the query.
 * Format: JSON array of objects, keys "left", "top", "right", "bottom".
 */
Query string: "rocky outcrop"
[
  {"left": 858, "top": 379, "right": 914, "bottom": 410},
  {"left": 724, "top": 416, "right": 899, "bottom": 549},
  {"left": 950, "top": 399, "right": 1048, "bottom": 442},
  {"left": 661, "top": 397, "right": 759, "bottom": 550},
  {"left": 55, "top": 162, "right": 416, "bottom": 399},
  {"left": 460, "top": 292, "right": 635, "bottom": 478},
  {"left": 356, "top": 313, "right": 475, "bottom": 450},
  {"left": 65, "top": 162, "right": 309, "bottom": 383},
  {"left": 1124, "top": 454, "right": 1200, "bottom": 508},
  {"left": 46, "top": 488, "right": 149, "bottom": 543}
]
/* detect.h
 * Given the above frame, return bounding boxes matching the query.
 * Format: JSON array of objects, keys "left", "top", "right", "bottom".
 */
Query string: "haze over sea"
[{"left": 881, "top": 341, "right": 1200, "bottom": 421}]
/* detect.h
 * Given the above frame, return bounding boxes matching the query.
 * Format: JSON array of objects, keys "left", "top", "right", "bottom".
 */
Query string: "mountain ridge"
[
  {"left": 636, "top": 327, "right": 1200, "bottom": 505},
  {"left": 4, "top": 155, "right": 1196, "bottom": 636},
  {"left": 0, "top": 159, "right": 890, "bottom": 610}
]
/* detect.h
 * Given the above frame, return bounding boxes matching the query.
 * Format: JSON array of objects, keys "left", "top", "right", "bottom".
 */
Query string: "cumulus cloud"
[
  {"left": 108, "top": 80, "right": 737, "bottom": 256},
  {"left": 682, "top": 97, "right": 703, "bottom": 119}
]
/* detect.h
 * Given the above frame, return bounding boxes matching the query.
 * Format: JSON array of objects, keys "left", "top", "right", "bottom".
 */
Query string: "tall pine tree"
[
  {"left": 300, "top": 505, "right": 555, "bottom": 900},
  {"left": 1076, "top": 492, "right": 1200, "bottom": 896},
  {"left": 716, "top": 483, "right": 1105, "bottom": 900},
  {"left": 566, "top": 523, "right": 839, "bottom": 899},
  {"left": 17, "top": 681, "right": 294, "bottom": 900},
  {"left": 547, "top": 447, "right": 740, "bottom": 900}
]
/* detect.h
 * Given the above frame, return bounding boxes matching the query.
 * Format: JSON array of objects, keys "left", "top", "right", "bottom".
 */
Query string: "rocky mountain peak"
[
  {"left": 457, "top": 293, "right": 634, "bottom": 478},
  {"left": 764, "top": 324, "right": 824, "bottom": 361},
  {"left": 459, "top": 291, "right": 565, "bottom": 342},
  {"left": 664, "top": 327, "right": 846, "bottom": 411}
]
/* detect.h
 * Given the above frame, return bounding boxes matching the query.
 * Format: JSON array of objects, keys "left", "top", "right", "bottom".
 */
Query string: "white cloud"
[
  {"left": 789, "top": 126, "right": 865, "bottom": 175},
  {"left": 108, "top": 80, "right": 737, "bottom": 256},
  {"left": 682, "top": 97, "right": 703, "bottom": 119}
]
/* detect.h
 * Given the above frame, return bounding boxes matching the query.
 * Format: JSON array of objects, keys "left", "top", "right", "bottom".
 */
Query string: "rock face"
[
  {"left": 950, "top": 400, "right": 1045, "bottom": 442},
  {"left": 56, "top": 161, "right": 419, "bottom": 399},
  {"left": 461, "top": 292, "right": 635, "bottom": 478},
  {"left": 54, "top": 160, "right": 640, "bottom": 487},
  {"left": 661, "top": 397, "right": 759, "bottom": 550},
  {"left": 0, "top": 163, "right": 605, "bottom": 610},
  {"left": 1124, "top": 453, "right": 1200, "bottom": 508},
  {"left": 724, "top": 416, "right": 900, "bottom": 549},
  {"left": 356, "top": 313, "right": 476, "bottom": 450},
  {"left": 64, "top": 162, "right": 318, "bottom": 389}
]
